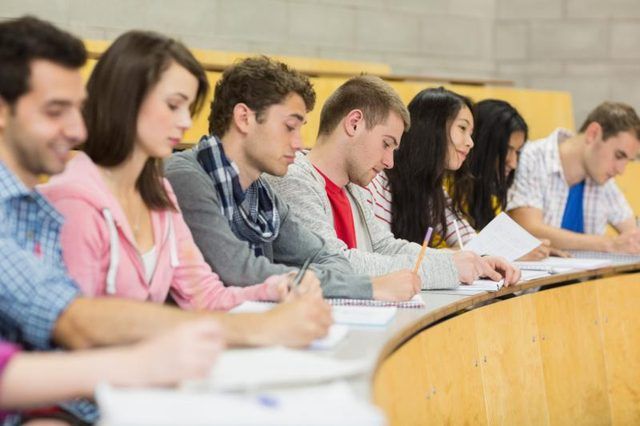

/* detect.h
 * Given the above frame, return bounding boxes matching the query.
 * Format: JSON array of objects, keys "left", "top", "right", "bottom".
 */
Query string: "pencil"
[
  {"left": 453, "top": 220, "right": 464, "bottom": 250},
  {"left": 413, "top": 227, "right": 433, "bottom": 274},
  {"left": 290, "top": 257, "right": 312, "bottom": 292}
]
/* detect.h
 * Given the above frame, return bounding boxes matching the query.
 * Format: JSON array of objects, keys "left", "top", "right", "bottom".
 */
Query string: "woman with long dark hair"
[
  {"left": 452, "top": 99, "right": 527, "bottom": 229},
  {"left": 367, "top": 87, "right": 477, "bottom": 248},
  {"left": 452, "top": 99, "right": 556, "bottom": 259}
]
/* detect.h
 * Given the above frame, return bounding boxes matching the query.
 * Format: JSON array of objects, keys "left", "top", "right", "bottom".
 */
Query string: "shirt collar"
[
  {"left": 548, "top": 128, "right": 574, "bottom": 177},
  {"left": 0, "top": 160, "right": 64, "bottom": 223},
  {"left": 0, "top": 160, "right": 31, "bottom": 202}
]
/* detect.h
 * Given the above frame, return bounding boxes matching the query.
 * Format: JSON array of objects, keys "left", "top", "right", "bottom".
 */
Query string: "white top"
[
  {"left": 507, "top": 128, "right": 633, "bottom": 234},
  {"left": 141, "top": 245, "right": 158, "bottom": 284}
]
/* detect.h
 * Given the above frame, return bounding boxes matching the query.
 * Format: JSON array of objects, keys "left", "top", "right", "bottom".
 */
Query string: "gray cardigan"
[
  {"left": 265, "top": 152, "right": 459, "bottom": 290},
  {"left": 164, "top": 149, "right": 373, "bottom": 298}
]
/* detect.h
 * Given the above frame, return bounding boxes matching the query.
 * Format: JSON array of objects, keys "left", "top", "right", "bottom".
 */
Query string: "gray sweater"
[
  {"left": 265, "top": 152, "right": 459, "bottom": 290},
  {"left": 164, "top": 149, "right": 373, "bottom": 298}
]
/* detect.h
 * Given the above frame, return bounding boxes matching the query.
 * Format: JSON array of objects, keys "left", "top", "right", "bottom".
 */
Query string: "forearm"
[
  {"left": 53, "top": 298, "right": 199, "bottom": 349},
  {"left": 524, "top": 222, "right": 607, "bottom": 251},
  {"left": 0, "top": 348, "right": 137, "bottom": 409}
]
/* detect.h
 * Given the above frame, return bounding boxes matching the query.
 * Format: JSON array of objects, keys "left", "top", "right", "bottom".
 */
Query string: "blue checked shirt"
[{"left": 0, "top": 161, "right": 98, "bottom": 424}]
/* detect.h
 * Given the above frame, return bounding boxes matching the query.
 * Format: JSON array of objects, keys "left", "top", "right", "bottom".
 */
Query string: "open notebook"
[
  {"left": 568, "top": 250, "right": 640, "bottom": 265},
  {"left": 231, "top": 301, "right": 399, "bottom": 327},
  {"left": 183, "top": 347, "right": 372, "bottom": 392}
]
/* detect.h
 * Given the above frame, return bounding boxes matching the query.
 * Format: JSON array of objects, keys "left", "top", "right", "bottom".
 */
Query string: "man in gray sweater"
[
  {"left": 267, "top": 76, "right": 520, "bottom": 289},
  {"left": 166, "top": 56, "right": 420, "bottom": 301}
]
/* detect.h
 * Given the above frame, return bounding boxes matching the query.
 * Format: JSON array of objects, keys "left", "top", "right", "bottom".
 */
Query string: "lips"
[{"left": 169, "top": 138, "right": 181, "bottom": 147}]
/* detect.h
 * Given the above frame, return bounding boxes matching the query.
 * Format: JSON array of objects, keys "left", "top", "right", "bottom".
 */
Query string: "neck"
[
  {"left": 99, "top": 147, "right": 148, "bottom": 198},
  {"left": 219, "top": 131, "right": 261, "bottom": 191},
  {"left": 558, "top": 134, "right": 587, "bottom": 186},
  {"left": 309, "top": 134, "right": 349, "bottom": 187}
]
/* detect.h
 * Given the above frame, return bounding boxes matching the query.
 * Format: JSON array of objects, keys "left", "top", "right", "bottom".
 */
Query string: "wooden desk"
[{"left": 369, "top": 264, "right": 640, "bottom": 425}]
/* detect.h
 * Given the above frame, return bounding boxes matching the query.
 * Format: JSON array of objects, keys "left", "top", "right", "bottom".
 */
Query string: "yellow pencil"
[{"left": 413, "top": 227, "right": 434, "bottom": 274}]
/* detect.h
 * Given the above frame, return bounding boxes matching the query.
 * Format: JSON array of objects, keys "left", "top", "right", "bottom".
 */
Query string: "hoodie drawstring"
[
  {"left": 168, "top": 213, "right": 179, "bottom": 268},
  {"left": 102, "top": 208, "right": 119, "bottom": 295}
]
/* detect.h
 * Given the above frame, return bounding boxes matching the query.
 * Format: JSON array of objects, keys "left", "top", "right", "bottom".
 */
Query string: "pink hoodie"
[{"left": 40, "top": 152, "right": 281, "bottom": 311}]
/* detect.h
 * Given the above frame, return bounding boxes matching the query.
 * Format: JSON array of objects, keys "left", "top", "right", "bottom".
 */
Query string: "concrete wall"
[{"left": 2, "top": 0, "right": 640, "bottom": 126}]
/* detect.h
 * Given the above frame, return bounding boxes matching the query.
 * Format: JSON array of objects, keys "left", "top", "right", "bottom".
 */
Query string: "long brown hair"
[{"left": 83, "top": 30, "right": 208, "bottom": 210}]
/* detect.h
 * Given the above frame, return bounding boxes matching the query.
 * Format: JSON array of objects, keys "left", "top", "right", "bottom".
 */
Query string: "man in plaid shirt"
[{"left": 509, "top": 102, "right": 640, "bottom": 254}]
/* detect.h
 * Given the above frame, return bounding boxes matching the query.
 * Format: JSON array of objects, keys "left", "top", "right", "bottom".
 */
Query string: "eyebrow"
[
  {"left": 288, "top": 113, "right": 306, "bottom": 124},
  {"left": 458, "top": 118, "right": 471, "bottom": 125},
  {"left": 384, "top": 135, "right": 399, "bottom": 147},
  {"left": 44, "top": 99, "right": 74, "bottom": 108},
  {"left": 616, "top": 149, "right": 630, "bottom": 159},
  {"left": 169, "top": 93, "right": 190, "bottom": 101}
]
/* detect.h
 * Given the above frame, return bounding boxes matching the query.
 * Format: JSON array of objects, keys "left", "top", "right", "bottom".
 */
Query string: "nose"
[
  {"left": 506, "top": 151, "right": 518, "bottom": 171},
  {"left": 291, "top": 131, "right": 303, "bottom": 151},
  {"left": 615, "top": 160, "right": 627, "bottom": 176},
  {"left": 177, "top": 109, "right": 192, "bottom": 133},
  {"left": 467, "top": 134, "right": 474, "bottom": 149},
  {"left": 383, "top": 149, "right": 394, "bottom": 169},
  {"left": 64, "top": 108, "right": 87, "bottom": 146}
]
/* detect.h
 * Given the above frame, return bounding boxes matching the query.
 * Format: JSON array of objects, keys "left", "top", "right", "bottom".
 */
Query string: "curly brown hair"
[{"left": 208, "top": 56, "right": 316, "bottom": 136}]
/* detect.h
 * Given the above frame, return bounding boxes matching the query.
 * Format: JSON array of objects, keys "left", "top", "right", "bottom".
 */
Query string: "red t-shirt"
[{"left": 314, "top": 166, "right": 357, "bottom": 249}]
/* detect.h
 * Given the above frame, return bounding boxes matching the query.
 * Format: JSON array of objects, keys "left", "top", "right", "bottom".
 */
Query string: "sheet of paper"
[
  {"left": 96, "top": 381, "right": 384, "bottom": 426},
  {"left": 465, "top": 212, "right": 541, "bottom": 261},
  {"left": 309, "top": 325, "right": 349, "bottom": 350},
  {"left": 184, "top": 347, "right": 370, "bottom": 392},
  {"left": 426, "top": 279, "right": 504, "bottom": 296},
  {"left": 331, "top": 305, "right": 397, "bottom": 327}
]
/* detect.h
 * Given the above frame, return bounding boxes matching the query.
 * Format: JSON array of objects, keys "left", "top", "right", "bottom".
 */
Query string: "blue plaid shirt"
[{"left": 0, "top": 161, "right": 97, "bottom": 424}]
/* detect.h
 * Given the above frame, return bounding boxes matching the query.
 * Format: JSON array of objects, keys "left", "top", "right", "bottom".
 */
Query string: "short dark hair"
[
  {"left": 0, "top": 16, "right": 86, "bottom": 106},
  {"left": 579, "top": 101, "right": 640, "bottom": 141},
  {"left": 317, "top": 75, "right": 410, "bottom": 137},
  {"left": 83, "top": 30, "right": 208, "bottom": 211},
  {"left": 208, "top": 56, "right": 315, "bottom": 136}
]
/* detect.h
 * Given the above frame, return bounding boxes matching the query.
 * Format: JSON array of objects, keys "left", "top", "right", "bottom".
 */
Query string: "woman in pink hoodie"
[{"left": 41, "top": 31, "right": 289, "bottom": 311}]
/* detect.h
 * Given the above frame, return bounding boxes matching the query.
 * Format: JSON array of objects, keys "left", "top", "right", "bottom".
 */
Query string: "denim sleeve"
[{"left": 0, "top": 233, "right": 80, "bottom": 350}]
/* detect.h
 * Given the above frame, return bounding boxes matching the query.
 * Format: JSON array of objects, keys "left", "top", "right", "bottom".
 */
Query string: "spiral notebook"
[{"left": 326, "top": 294, "right": 425, "bottom": 309}]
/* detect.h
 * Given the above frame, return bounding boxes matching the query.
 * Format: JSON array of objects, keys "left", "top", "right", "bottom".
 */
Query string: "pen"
[
  {"left": 413, "top": 227, "right": 434, "bottom": 274},
  {"left": 453, "top": 220, "right": 464, "bottom": 250},
  {"left": 290, "top": 257, "right": 312, "bottom": 292}
]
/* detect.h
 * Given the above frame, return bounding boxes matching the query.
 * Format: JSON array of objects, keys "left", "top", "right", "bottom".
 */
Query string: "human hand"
[
  {"left": 130, "top": 320, "right": 224, "bottom": 387},
  {"left": 371, "top": 269, "right": 421, "bottom": 301}
]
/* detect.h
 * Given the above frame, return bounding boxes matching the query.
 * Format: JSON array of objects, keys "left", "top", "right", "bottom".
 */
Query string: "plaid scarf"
[{"left": 196, "top": 135, "right": 280, "bottom": 256}]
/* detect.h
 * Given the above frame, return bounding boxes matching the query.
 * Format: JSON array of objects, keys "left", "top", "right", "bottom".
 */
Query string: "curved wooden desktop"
[{"left": 372, "top": 264, "right": 640, "bottom": 425}]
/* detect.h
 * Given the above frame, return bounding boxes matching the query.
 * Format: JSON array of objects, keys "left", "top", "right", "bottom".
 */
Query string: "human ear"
[
  {"left": 344, "top": 109, "right": 364, "bottom": 137},
  {"left": 231, "top": 103, "right": 253, "bottom": 135}
]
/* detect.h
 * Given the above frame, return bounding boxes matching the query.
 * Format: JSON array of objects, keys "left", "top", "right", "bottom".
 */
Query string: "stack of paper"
[
  {"left": 465, "top": 212, "right": 541, "bottom": 261},
  {"left": 96, "top": 382, "right": 384, "bottom": 425}
]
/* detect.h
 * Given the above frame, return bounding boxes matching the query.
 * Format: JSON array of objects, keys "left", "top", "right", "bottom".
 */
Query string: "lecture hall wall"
[{"left": 2, "top": 0, "right": 640, "bottom": 130}]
